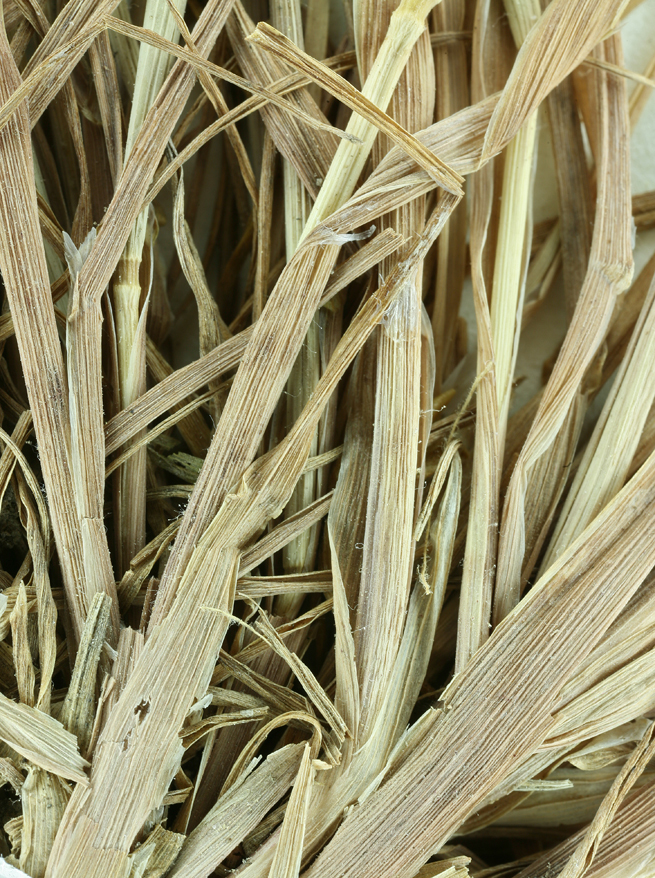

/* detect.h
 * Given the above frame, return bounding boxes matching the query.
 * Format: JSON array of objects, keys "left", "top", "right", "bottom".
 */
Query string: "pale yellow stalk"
[
  {"left": 152, "top": 0, "right": 460, "bottom": 627},
  {"left": 493, "top": 33, "right": 633, "bottom": 621},
  {"left": 300, "top": 0, "right": 453, "bottom": 239},
  {"left": 457, "top": 0, "right": 540, "bottom": 668},
  {"left": 543, "top": 272, "right": 655, "bottom": 567},
  {"left": 454, "top": 0, "right": 505, "bottom": 674},
  {"left": 113, "top": 0, "right": 186, "bottom": 573},
  {"left": 270, "top": 0, "right": 320, "bottom": 615},
  {"left": 489, "top": 111, "right": 537, "bottom": 424},
  {"left": 490, "top": 0, "right": 540, "bottom": 421},
  {"left": 348, "top": 0, "right": 436, "bottom": 748}
]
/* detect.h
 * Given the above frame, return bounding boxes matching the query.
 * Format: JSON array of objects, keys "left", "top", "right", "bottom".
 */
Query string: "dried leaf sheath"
[
  {"left": 494, "top": 33, "right": 634, "bottom": 621},
  {"left": 270, "top": 0, "right": 321, "bottom": 614},
  {"left": 150, "top": 0, "right": 462, "bottom": 625},
  {"left": 458, "top": 0, "right": 539, "bottom": 662},
  {"left": 0, "top": 1, "right": 652, "bottom": 876},
  {"left": 455, "top": 0, "right": 509, "bottom": 671},
  {"left": 48, "top": 200, "right": 452, "bottom": 875},
  {"left": 349, "top": 0, "right": 435, "bottom": 747},
  {"left": 112, "top": 0, "right": 188, "bottom": 574},
  {"left": 0, "top": 16, "right": 94, "bottom": 642},
  {"left": 305, "top": 442, "right": 655, "bottom": 878},
  {"left": 543, "top": 269, "right": 655, "bottom": 567},
  {"left": 65, "top": 233, "right": 120, "bottom": 642}
]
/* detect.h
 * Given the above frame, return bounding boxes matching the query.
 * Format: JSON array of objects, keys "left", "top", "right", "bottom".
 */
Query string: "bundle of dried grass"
[{"left": 0, "top": 0, "right": 655, "bottom": 876}]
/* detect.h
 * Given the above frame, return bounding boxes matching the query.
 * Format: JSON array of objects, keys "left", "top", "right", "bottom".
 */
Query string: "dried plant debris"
[{"left": 0, "top": 0, "right": 655, "bottom": 875}]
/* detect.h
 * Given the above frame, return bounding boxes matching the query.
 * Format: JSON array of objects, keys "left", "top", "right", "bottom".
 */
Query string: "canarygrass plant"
[{"left": 0, "top": 1, "right": 654, "bottom": 877}]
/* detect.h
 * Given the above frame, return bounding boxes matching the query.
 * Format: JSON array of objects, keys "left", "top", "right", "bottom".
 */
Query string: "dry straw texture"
[{"left": 0, "top": 0, "right": 654, "bottom": 876}]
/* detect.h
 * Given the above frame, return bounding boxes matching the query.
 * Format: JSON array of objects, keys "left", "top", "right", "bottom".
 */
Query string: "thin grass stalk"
[
  {"left": 0, "top": 16, "right": 102, "bottom": 645},
  {"left": 253, "top": 129, "right": 276, "bottom": 322},
  {"left": 455, "top": 158, "right": 498, "bottom": 670},
  {"left": 452, "top": 0, "right": 514, "bottom": 675},
  {"left": 493, "top": 33, "right": 633, "bottom": 622},
  {"left": 112, "top": 0, "right": 187, "bottom": 575},
  {"left": 89, "top": 30, "right": 123, "bottom": 189},
  {"left": 502, "top": 68, "right": 595, "bottom": 592},
  {"left": 47, "top": 199, "right": 438, "bottom": 878},
  {"left": 12, "top": 463, "right": 57, "bottom": 715},
  {"left": 171, "top": 170, "right": 228, "bottom": 427},
  {"left": 543, "top": 270, "right": 655, "bottom": 567},
  {"left": 457, "top": 0, "right": 536, "bottom": 668},
  {"left": 64, "top": 232, "right": 121, "bottom": 643},
  {"left": 150, "top": 0, "right": 460, "bottom": 628},
  {"left": 293, "top": 0, "right": 461, "bottom": 235},
  {"left": 430, "top": 0, "right": 468, "bottom": 387},
  {"left": 327, "top": 334, "right": 378, "bottom": 618},
  {"left": 270, "top": 0, "right": 321, "bottom": 617},
  {"left": 490, "top": 0, "right": 542, "bottom": 428},
  {"left": 349, "top": 0, "right": 435, "bottom": 748},
  {"left": 489, "top": 113, "right": 536, "bottom": 424}
]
